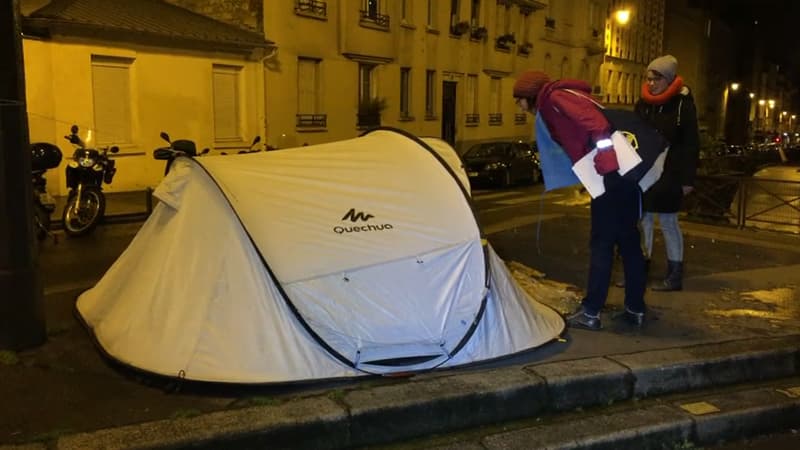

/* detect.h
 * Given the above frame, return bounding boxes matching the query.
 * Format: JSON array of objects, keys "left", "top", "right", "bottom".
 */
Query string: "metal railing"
[
  {"left": 360, "top": 10, "right": 390, "bottom": 28},
  {"left": 514, "top": 113, "right": 527, "bottom": 125},
  {"left": 684, "top": 173, "right": 800, "bottom": 233},
  {"left": 296, "top": 114, "right": 327, "bottom": 128},
  {"left": 295, "top": 0, "right": 327, "bottom": 17},
  {"left": 488, "top": 113, "right": 502, "bottom": 126},
  {"left": 465, "top": 113, "right": 480, "bottom": 125}
]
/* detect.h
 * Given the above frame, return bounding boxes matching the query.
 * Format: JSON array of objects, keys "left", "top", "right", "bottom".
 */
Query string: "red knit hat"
[{"left": 513, "top": 70, "right": 550, "bottom": 99}]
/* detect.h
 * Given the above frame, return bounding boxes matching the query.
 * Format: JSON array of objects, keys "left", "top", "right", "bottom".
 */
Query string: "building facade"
[
  {"left": 21, "top": 0, "right": 685, "bottom": 193},
  {"left": 262, "top": 0, "right": 620, "bottom": 153}
]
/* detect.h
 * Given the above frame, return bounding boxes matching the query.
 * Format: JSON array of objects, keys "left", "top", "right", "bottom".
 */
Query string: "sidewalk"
[{"left": 3, "top": 193, "right": 800, "bottom": 449}]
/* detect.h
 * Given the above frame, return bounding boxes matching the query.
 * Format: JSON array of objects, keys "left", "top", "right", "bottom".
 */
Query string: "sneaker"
[
  {"left": 566, "top": 306, "right": 602, "bottom": 331},
  {"left": 613, "top": 307, "right": 645, "bottom": 327}
]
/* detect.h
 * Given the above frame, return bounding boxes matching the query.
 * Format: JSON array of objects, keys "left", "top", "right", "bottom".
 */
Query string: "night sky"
[{"left": 715, "top": 0, "right": 800, "bottom": 87}]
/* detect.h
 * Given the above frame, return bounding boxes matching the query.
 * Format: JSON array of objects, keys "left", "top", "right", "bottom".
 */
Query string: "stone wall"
[{"left": 165, "top": 0, "right": 262, "bottom": 32}]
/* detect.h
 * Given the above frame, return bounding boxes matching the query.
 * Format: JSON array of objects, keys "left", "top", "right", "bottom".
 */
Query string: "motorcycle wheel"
[
  {"left": 62, "top": 186, "right": 105, "bottom": 237},
  {"left": 33, "top": 203, "right": 51, "bottom": 241}
]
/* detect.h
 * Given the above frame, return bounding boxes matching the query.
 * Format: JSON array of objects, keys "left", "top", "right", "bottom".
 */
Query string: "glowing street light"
[
  {"left": 614, "top": 9, "right": 631, "bottom": 25},
  {"left": 730, "top": 82, "right": 740, "bottom": 91},
  {"left": 749, "top": 93, "right": 755, "bottom": 99},
  {"left": 758, "top": 99, "right": 765, "bottom": 105}
]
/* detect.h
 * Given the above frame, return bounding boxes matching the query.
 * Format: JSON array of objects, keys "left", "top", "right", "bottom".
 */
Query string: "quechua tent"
[{"left": 76, "top": 128, "right": 564, "bottom": 383}]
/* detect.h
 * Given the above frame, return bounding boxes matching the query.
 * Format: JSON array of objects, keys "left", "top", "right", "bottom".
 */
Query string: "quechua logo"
[
  {"left": 341, "top": 208, "right": 374, "bottom": 222},
  {"left": 334, "top": 208, "right": 393, "bottom": 234}
]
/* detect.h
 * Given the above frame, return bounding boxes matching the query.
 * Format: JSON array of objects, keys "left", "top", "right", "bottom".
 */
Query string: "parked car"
[{"left": 462, "top": 140, "right": 541, "bottom": 188}]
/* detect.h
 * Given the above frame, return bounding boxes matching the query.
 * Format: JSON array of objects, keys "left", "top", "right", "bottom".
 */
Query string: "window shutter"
[
  {"left": 92, "top": 63, "right": 132, "bottom": 145},
  {"left": 213, "top": 67, "right": 241, "bottom": 142}
]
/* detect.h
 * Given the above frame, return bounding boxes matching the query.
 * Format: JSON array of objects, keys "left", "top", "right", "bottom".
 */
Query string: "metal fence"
[{"left": 684, "top": 174, "right": 800, "bottom": 233}]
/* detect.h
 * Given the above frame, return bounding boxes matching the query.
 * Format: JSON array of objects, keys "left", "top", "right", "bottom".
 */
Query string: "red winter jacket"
[{"left": 535, "top": 79, "right": 611, "bottom": 164}]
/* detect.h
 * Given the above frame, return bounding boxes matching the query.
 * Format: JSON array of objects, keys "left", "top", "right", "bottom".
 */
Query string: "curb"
[
  {"left": 4, "top": 335, "right": 796, "bottom": 450},
  {"left": 482, "top": 380, "right": 800, "bottom": 449}
]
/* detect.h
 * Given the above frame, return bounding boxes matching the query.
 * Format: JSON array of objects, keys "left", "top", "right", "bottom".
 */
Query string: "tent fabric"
[{"left": 76, "top": 128, "right": 564, "bottom": 384}]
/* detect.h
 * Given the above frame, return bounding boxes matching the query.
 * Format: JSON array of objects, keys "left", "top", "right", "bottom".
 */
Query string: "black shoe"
[
  {"left": 566, "top": 306, "right": 602, "bottom": 330},
  {"left": 651, "top": 260, "right": 683, "bottom": 291},
  {"left": 613, "top": 308, "right": 645, "bottom": 327}
]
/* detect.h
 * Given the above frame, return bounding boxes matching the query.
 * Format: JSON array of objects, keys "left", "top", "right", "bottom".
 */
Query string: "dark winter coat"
[{"left": 635, "top": 86, "right": 700, "bottom": 213}]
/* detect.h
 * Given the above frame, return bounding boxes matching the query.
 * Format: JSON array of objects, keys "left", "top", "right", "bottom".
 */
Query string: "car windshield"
[{"left": 464, "top": 143, "right": 510, "bottom": 158}]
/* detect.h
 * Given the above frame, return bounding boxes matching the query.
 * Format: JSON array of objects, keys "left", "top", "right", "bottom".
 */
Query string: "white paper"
[
  {"left": 638, "top": 147, "right": 669, "bottom": 192},
  {"left": 611, "top": 131, "right": 642, "bottom": 176},
  {"left": 571, "top": 149, "right": 605, "bottom": 198}
]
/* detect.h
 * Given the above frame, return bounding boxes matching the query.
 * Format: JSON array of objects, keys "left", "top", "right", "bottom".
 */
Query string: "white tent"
[{"left": 76, "top": 128, "right": 564, "bottom": 383}]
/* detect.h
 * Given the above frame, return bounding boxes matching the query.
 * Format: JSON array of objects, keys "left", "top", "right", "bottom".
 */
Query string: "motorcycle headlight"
[{"left": 78, "top": 156, "right": 96, "bottom": 167}]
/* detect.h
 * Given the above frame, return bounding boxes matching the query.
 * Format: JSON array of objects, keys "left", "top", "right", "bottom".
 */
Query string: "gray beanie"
[{"left": 647, "top": 55, "right": 678, "bottom": 83}]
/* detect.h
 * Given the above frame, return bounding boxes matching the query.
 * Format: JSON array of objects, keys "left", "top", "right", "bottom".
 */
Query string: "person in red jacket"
[{"left": 513, "top": 70, "right": 647, "bottom": 330}]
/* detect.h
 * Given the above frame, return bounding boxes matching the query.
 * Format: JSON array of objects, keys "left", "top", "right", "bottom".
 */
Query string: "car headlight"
[
  {"left": 78, "top": 156, "right": 96, "bottom": 167},
  {"left": 485, "top": 162, "right": 506, "bottom": 170}
]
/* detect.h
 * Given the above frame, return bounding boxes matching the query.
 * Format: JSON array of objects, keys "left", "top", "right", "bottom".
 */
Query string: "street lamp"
[
  {"left": 614, "top": 9, "right": 631, "bottom": 25},
  {"left": 749, "top": 93, "right": 755, "bottom": 99},
  {"left": 730, "top": 82, "right": 740, "bottom": 91}
]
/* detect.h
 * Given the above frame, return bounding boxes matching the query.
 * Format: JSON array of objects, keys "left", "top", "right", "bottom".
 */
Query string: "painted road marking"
[{"left": 679, "top": 401, "right": 720, "bottom": 415}]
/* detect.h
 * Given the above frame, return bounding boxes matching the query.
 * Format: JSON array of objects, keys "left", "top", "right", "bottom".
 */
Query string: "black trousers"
[{"left": 582, "top": 176, "right": 646, "bottom": 315}]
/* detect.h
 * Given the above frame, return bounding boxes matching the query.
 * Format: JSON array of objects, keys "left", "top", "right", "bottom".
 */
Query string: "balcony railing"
[
  {"left": 295, "top": 0, "right": 327, "bottom": 17},
  {"left": 465, "top": 113, "right": 480, "bottom": 125},
  {"left": 545, "top": 17, "right": 556, "bottom": 29},
  {"left": 296, "top": 114, "right": 327, "bottom": 128},
  {"left": 488, "top": 113, "right": 502, "bottom": 126},
  {"left": 360, "top": 10, "right": 390, "bottom": 29},
  {"left": 514, "top": 113, "right": 527, "bottom": 125}
]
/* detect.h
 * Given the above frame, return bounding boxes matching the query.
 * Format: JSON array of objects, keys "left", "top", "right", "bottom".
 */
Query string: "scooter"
[
  {"left": 30, "top": 142, "right": 62, "bottom": 241},
  {"left": 153, "top": 131, "right": 209, "bottom": 174},
  {"left": 61, "top": 125, "right": 119, "bottom": 237}
]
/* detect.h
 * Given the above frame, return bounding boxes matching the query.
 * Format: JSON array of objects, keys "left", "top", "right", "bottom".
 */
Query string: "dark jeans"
[{"left": 582, "top": 176, "right": 646, "bottom": 316}]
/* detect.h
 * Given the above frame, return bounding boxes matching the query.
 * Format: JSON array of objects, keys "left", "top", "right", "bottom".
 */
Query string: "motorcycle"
[
  {"left": 61, "top": 125, "right": 120, "bottom": 237},
  {"left": 153, "top": 131, "right": 208, "bottom": 174},
  {"left": 30, "top": 141, "right": 63, "bottom": 241},
  {"left": 220, "top": 136, "right": 262, "bottom": 155}
]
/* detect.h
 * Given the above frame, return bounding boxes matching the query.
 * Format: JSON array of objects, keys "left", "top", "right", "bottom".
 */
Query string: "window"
[
  {"left": 470, "top": 0, "right": 480, "bottom": 26},
  {"left": 401, "top": 0, "right": 411, "bottom": 23},
  {"left": 495, "top": 3, "right": 510, "bottom": 35},
  {"left": 297, "top": 57, "right": 325, "bottom": 127},
  {"left": 359, "top": 63, "right": 376, "bottom": 104},
  {"left": 91, "top": 56, "right": 133, "bottom": 145},
  {"left": 427, "top": 0, "right": 436, "bottom": 28},
  {"left": 425, "top": 70, "right": 436, "bottom": 117},
  {"left": 361, "top": 0, "right": 389, "bottom": 27},
  {"left": 400, "top": 67, "right": 411, "bottom": 118},
  {"left": 489, "top": 76, "right": 502, "bottom": 125},
  {"left": 465, "top": 74, "right": 478, "bottom": 125},
  {"left": 450, "top": 0, "right": 460, "bottom": 28},
  {"left": 212, "top": 65, "right": 242, "bottom": 142}
]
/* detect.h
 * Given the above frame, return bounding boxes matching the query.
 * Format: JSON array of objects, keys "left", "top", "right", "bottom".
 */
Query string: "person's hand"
[
  {"left": 594, "top": 149, "right": 619, "bottom": 175},
  {"left": 682, "top": 185, "right": 694, "bottom": 195}
]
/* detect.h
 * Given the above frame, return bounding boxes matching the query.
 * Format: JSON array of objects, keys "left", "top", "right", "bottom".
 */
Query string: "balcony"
[
  {"left": 514, "top": 113, "right": 527, "bottom": 125},
  {"left": 465, "top": 113, "right": 480, "bottom": 126},
  {"left": 488, "top": 113, "right": 503, "bottom": 126},
  {"left": 450, "top": 21, "right": 470, "bottom": 36},
  {"left": 294, "top": 0, "right": 327, "bottom": 18},
  {"left": 470, "top": 26, "right": 488, "bottom": 41},
  {"left": 517, "top": 42, "right": 532, "bottom": 56},
  {"left": 296, "top": 114, "right": 327, "bottom": 128},
  {"left": 360, "top": 10, "right": 390, "bottom": 29},
  {"left": 495, "top": 33, "right": 516, "bottom": 51}
]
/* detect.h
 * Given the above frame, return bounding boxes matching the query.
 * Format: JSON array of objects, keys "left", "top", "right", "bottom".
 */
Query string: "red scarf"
[{"left": 640, "top": 76, "right": 683, "bottom": 105}]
